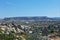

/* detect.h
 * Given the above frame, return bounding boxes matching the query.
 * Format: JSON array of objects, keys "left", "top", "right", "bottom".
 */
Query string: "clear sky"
[{"left": 0, "top": 0, "right": 60, "bottom": 18}]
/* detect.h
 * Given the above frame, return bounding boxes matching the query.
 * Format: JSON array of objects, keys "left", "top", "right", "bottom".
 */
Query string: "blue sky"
[{"left": 0, "top": 0, "right": 60, "bottom": 18}]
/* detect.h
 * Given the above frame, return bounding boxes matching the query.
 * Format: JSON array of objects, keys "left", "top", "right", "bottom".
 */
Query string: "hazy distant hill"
[{"left": 2, "top": 16, "right": 60, "bottom": 22}]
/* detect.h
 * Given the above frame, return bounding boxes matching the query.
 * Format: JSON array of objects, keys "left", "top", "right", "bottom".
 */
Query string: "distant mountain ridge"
[{"left": 2, "top": 16, "right": 60, "bottom": 22}]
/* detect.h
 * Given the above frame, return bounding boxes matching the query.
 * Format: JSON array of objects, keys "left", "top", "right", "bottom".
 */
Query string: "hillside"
[{"left": 3, "top": 16, "right": 60, "bottom": 22}]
